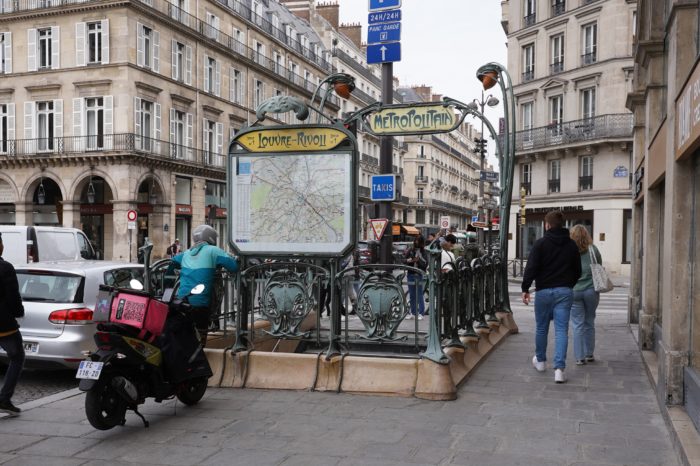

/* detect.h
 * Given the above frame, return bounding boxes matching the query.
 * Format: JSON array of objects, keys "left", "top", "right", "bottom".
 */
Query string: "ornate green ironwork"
[
  {"left": 260, "top": 269, "right": 315, "bottom": 338},
  {"left": 355, "top": 270, "right": 408, "bottom": 341}
]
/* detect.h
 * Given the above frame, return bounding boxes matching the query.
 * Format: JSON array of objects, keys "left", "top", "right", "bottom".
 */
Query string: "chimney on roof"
[
  {"left": 279, "top": 0, "right": 311, "bottom": 21},
  {"left": 412, "top": 85, "right": 432, "bottom": 102},
  {"left": 316, "top": 1, "right": 339, "bottom": 29},
  {"left": 339, "top": 23, "right": 362, "bottom": 49}
]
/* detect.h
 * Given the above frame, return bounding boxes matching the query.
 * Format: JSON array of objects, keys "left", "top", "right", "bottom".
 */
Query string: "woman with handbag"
[{"left": 569, "top": 225, "right": 603, "bottom": 365}]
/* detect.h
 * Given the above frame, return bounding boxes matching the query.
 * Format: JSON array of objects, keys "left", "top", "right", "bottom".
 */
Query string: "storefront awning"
[{"left": 404, "top": 226, "right": 420, "bottom": 236}]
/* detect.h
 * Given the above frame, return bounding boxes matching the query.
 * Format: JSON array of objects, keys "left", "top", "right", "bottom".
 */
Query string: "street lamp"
[
  {"left": 309, "top": 73, "right": 355, "bottom": 123},
  {"left": 86, "top": 172, "right": 96, "bottom": 205},
  {"left": 37, "top": 177, "right": 46, "bottom": 205},
  {"left": 471, "top": 92, "right": 499, "bottom": 250}
]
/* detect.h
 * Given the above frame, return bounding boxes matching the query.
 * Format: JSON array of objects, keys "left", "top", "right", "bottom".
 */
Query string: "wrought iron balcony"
[
  {"left": 550, "top": 61, "right": 564, "bottom": 74},
  {"left": 523, "top": 13, "right": 536, "bottom": 27},
  {"left": 551, "top": 1, "right": 565, "bottom": 16},
  {"left": 361, "top": 153, "right": 379, "bottom": 166},
  {"left": 415, "top": 176, "right": 429, "bottom": 184},
  {"left": 515, "top": 114, "right": 633, "bottom": 152},
  {"left": 522, "top": 69, "right": 535, "bottom": 82},
  {"left": 548, "top": 179, "right": 561, "bottom": 193},
  {"left": 358, "top": 185, "right": 371, "bottom": 199},
  {"left": 579, "top": 176, "right": 593, "bottom": 191},
  {"left": 581, "top": 51, "right": 597, "bottom": 66},
  {"left": 0, "top": 133, "right": 226, "bottom": 169}
]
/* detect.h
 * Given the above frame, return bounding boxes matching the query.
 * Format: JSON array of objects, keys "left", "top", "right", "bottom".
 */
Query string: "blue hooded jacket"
[{"left": 171, "top": 243, "right": 238, "bottom": 307}]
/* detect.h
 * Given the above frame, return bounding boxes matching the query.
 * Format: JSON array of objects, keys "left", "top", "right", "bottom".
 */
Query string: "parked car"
[
  {"left": 356, "top": 241, "right": 374, "bottom": 265},
  {"left": 0, "top": 261, "right": 143, "bottom": 369},
  {"left": 0, "top": 226, "right": 97, "bottom": 266}
]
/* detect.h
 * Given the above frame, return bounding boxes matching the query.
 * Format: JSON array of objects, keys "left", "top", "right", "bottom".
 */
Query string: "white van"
[{"left": 0, "top": 226, "right": 97, "bottom": 266}]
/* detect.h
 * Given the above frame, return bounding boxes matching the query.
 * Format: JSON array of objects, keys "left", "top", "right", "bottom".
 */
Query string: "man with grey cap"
[
  {"left": 169, "top": 225, "right": 238, "bottom": 344},
  {"left": 0, "top": 232, "right": 25, "bottom": 415}
]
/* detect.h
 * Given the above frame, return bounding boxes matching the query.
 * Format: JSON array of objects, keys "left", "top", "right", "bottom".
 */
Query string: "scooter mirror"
[
  {"left": 191, "top": 284, "right": 205, "bottom": 295},
  {"left": 130, "top": 279, "right": 144, "bottom": 290}
]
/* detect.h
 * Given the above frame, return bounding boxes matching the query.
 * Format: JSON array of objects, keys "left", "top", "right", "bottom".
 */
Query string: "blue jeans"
[
  {"left": 534, "top": 287, "right": 574, "bottom": 370},
  {"left": 571, "top": 287, "right": 599, "bottom": 361},
  {"left": 407, "top": 275, "right": 425, "bottom": 316},
  {"left": 0, "top": 331, "right": 24, "bottom": 403}
]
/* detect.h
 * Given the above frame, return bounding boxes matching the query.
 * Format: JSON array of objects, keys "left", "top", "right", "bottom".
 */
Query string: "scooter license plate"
[{"left": 76, "top": 361, "right": 104, "bottom": 380}]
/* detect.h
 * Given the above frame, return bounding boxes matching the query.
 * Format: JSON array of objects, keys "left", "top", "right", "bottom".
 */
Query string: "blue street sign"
[
  {"left": 367, "top": 21, "right": 401, "bottom": 44},
  {"left": 371, "top": 174, "right": 397, "bottom": 201},
  {"left": 479, "top": 170, "right": 500, "bottom": 183},
  {"left": 367, "top": 42, "right": 401, "bottom": 64},
  {"left": 369, "top": 0, "right": 401, "bottom": 12},
  {"left": 368, "top": 9, "right": 401, "bottom": 25}
]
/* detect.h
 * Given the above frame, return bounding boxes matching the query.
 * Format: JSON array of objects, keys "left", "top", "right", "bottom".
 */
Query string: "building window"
[
  {"left": 521, "top": 163, "right": 531, "bottom": 195},
  {"left": 172, "top": 109, "right": 185, "bottom": 157},
  {"left": 581, "top": 87, "right": 596, "bottom": 120},
  {"left": 550, "top": 34, "right": 564, "bottom": 74},
  {"left": 206, "top": 12, "right": 219, "bottom": 40},
  {"left": 549, "top": 95, "right": 563, "bottom": 136},
  {"left": 524, "top": 0, "right": 536, "bottom": 26},
  {"left": 230, "top": 68, "right": 243, "bottom": 104},
  {"left": 87, "top": 22, "right": 102, "bottom": 64},
  {"left": 37, "top": 101, "right": 54, "bottom": 151},
  {"left": 85, "top": 97, "right": 104, "bottom": 150},
  {"left": 173, "top": 41, "right": 185, "bottom": 82},
  {"left": 205, "top": 56, "right": 215, "bottom": 93},
  {"left": 552, "top": 0, "right": 565, "bottom": 16},
  {"left": 137, "top": 23, "right": 159, "bottom": 71},
  {"left": 415, "top": 210, "right": 425, "bottom": 224},
  {"left": 252, "top": 0, "right": 263, "bottom": 26},
  {"left": 0, "top": 32, "right": 10, "bottom": 74},
  {"left": 203, "top": 119, "right": 215, "bottom": 163},
  {"left": 522, "top": 44, "right": 535, "bottom": 81},
  {"left": 0, "top": 104, "right": 11, "bottom": 153},
  {"left": 548, "top": 159, "right": 561, "bottom": 193},
  {"left": 582, "top": 22, "right": 597, "bottom": 65},
  {"left": 622, "top": 209, "right": 632, "bottom": 263},
  {"left": 579, "top": 155, "right": 593, "bottom": 190},
  {"left": 38, "top": 28, "right": 52, "bottom": 69},
  {"left": 274, "top": 52, "right": 283, "bottom": 75},
  {"left": 254, "top": 41, "right": 265, "bottom": 65},
  {"left": 254, "top": 79, "right": 264, "bottom": 108},
  {"left": 522, "top": 102, "right": 533, "bottom": 142},
  {"left": 138, "top": 99, "right": 153, "bottom": 151},
  {"left": 417, "top": 188, "right": 424, "bottom": 203},
  {"left": 232, "top": 28, "right": 245, "bottom": 55}
]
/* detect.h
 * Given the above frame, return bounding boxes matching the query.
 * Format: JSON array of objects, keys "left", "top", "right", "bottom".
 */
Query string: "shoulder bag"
[{"left": 589, "top": 246, "right": 613, "bottom": 293}]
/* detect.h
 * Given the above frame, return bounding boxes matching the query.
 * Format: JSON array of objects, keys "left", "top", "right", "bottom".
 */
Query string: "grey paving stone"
[
  {"left": 347, "top": 426, "right": 408, "bottom": 444},
  {"left": 0, "top": 455, "right": 86, "bottom": 466},
  {"left": 15, "top": 437, "right": 101, "bottom": 458},
  {"left": 200, "top": 448, "right": 286, "bottom": 466},
  {"left": 583, "top": 444, "right": 676, "bottom": 465},
  {"left": 0, "top": 419, "right": 94, "bottom": 438},
  {"left": 448, "top": 451, "right": 566, "bottom": 466},
  {"left": 0, "top": 434, "right": 45, "bottom": 454},
  {"left": 279, "top": 454, "right": 342, "bottom": 466},
  {"left": 118, "top": 443, "right": 219, "bottom": 465}
]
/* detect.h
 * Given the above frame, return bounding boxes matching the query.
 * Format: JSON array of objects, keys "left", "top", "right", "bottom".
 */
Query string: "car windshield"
[
  {"left": 17, "top": 271, "right": 83, "bottom": 303},
  {"left": 104, "top": 268, "right": 144, "bottom": 288}
]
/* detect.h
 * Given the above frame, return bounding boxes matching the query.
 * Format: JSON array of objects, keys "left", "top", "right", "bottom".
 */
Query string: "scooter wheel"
[
  {"left": 85, "top": 378, "right": 128, "bottom": 430},
  {"left": 176, "top": 377, "right": 208, "bottom": 406}
]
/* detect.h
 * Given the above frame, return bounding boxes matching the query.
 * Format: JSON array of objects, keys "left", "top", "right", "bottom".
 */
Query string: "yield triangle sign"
[{"left": 369, "top": 218, "right": 389, "bottom": 240}]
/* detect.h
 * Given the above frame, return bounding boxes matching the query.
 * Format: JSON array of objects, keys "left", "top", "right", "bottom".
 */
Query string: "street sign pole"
[{"left": 379, "top": 62, "right": 393, "bottom": 264}]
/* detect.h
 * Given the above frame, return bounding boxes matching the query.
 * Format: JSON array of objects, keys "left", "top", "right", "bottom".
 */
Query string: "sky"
[{"left": 336, "top": 0, "right": 508, "bottom": 163}]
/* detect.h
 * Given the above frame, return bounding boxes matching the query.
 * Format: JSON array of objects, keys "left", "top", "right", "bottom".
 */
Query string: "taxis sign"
[
  {"left": 236, "top": 127, "right": 348, "bottom": 153},
  {"left": 365, "top": 103, "right": 464, "bottom": 136}
]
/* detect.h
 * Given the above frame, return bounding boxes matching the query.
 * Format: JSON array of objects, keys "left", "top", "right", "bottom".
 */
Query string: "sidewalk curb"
[{"left": 21, "top": 388, "right": 82, "bottom": 412}]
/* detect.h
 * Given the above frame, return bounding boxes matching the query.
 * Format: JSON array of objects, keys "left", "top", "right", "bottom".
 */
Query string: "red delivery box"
[{"left": 109, "top": 290, "right": 169, "bottom": 341}]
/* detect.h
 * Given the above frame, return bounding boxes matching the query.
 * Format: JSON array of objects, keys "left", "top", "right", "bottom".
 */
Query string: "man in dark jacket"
[
  {"left": 521, "top": 211, "right": 581, "bottom": 384},
  {"left": 0, "top": 232, "right": 25, "bottom": 414}
]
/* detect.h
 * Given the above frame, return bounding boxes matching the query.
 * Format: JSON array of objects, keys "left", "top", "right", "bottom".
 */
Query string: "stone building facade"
[
  {"left": 501, "top": 0, "right": 636, "bottom": 274},
  {"left": 0, "top": 0, "right": 339, "bottom": 260},
  {"left": 627, "top": 0, "right": 700, "bottom": 458}
]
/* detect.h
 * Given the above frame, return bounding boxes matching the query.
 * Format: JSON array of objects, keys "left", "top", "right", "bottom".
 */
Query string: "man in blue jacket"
[
  {"left": 170, "top": 225, "right": 238, "bottom": 345},
  {"left": 521, "top": 211, "right": 581, "bottom": 384},
  {"left": 0, "top": 232, "right": 25, "bottom": 414}
]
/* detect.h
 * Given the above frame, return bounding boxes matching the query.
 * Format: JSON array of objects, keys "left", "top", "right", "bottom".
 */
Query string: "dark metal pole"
[
  {"left": 379, "top": 62, "right": 394, "bottom": 264},
  {"left": 478, "top": 91, "right": 485, "bottom": 249}
]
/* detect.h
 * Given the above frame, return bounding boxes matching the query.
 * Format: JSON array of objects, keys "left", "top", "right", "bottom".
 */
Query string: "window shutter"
[
  {"left": 229, "top": 67, "right": 235, "bottom": 102},
  {"left": 134, "top": 96, "right": 142, "bottom": 150},
  {"left": 216, "top": 122, "right": 223, "bottom": 156},
  {"left": 3, "top": 32, "right": 11, "bottom": 73},
  {"left": 186, "top": 112, "right": 193, "bottom": 160},
  {"left": 75, "top": 22, "right": 85, "bottom": 67},
  {"left": 171, "top": 39, "right": 177, "bottom": 79},
  {"left": 72, "top": 97, "right": 83, "bottom": 150},
  {"left": 27, "top": 28, "right": 37, "bottom": 72},
  {"left": 53, "top": 99, "right": 63, "bottom": 142},
  {"left": 152, "top": 30, "right": 159, "bottom": 72},
  {"left": 154, "top": 102, "right": 161, "bottom": 153},
  {"left": 202, "top": 119, "right": 209, "bottom": 156},
  {"left": 101, "top": 19, "right": 109, "bottom": 64},
  {"left": 229, "top": 126, "right": 236, "bottom": 142},
  {"left": 51, "top": 26, "right": 59, "bottom": 69},
  {"left": 23, "top": 101, "right": 34, "bottom": 154},
  {"left": 103, "top": 95, "right": 113, "bottom": 149},
  {"left": 215, "top": 60, "right": 221, "bottom": 96},
  {"left": 2, "top": 0, "right": 13, "bottom": 13},
  {"left": 136, "top": 23, "right": 144, "bottom": 67},
  {"left": 185, "top": 44, "right": 192, "bottom": 85},
  {"left": 6, "top": 103, "right": 14, "bottom": 153},
  {"left": 169, "top": 108, "right": 176, "bottom": 156},
  {"left": 203, "top": 55, "right": 209, "bottom": 92}
]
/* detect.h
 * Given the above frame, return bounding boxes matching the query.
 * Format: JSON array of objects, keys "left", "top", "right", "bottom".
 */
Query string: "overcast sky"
[{"left": 336, "top": 0, "right": 507, "bottom": 162}]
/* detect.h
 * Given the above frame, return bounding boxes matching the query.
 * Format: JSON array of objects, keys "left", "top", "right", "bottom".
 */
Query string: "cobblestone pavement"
[
  {"left": 0, "top": 367, "right": 77, "bottom": 405},
  {"left": 0, "top": 284, "right": 681, "bottom": 466}
]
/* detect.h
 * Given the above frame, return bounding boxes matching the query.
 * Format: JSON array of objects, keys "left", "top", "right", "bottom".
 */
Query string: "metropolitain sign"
[{"left": 364, "top": 103, "right": 465, "bottom": 136}]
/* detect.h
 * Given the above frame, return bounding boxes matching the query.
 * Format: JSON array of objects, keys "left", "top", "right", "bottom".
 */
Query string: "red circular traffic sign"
[{"left": 127, "top": 210, "right": 137, "bottom": 221}]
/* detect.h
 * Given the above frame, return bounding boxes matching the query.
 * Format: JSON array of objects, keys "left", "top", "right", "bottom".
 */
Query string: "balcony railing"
[
  {"left": 551, "top": 1, "right": 565, "bottom": 16},
  {"left": 581, "top": 51, "right": 597, "bottom": 65},
  {"left": 548, "top": 179, "right": 560, "bottom": 193},
  {"left": 361, "top": 153, "right": 379, "bottom": 166},
  {"left": 522, "top": 69, "right": 534, "bottom": 82},
  {"left": 415, "top": 176, "right": 428, "bottom": 184},
  {"left": 550, "top": 61, "right": 564, "bottom": 74},
  {"left": 0, "top": 133, "right": 226, "bottom": 169},
  {"left": 358, "top": 185, "right": 370, "bottom": 199},
  {"left": 523, "top": 13, "right": 536, "bottom": 27},
  {"left": 579, "top": 176, "right": 593, "bottom": 191},
  {"left": 515, "top": 114, "right": 633, "bottom": 151}
]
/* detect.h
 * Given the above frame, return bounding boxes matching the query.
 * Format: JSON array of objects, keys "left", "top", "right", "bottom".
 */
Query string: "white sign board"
[
  {"left": 440, "top": 216, "right": 450, "bottom": 229},
  {"left": 127, "top": 221, "right": 136, "bottom": 230}
]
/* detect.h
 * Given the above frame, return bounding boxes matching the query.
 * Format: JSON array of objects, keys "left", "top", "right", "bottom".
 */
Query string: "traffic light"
[{"left": 472, "top": 138, "right": 488, "bottom": 156}]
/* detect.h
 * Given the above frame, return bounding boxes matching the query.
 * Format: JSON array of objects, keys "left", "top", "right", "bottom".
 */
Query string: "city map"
[{"left": 231, "top": 153, "right": 352, "bottom": 254}]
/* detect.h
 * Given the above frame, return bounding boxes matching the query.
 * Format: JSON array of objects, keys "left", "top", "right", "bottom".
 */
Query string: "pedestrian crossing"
[{"left": 508, "top": 284, "right": 630, "bottom": 315}]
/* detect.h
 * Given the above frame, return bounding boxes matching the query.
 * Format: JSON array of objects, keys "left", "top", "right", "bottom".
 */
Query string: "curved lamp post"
[
  {"left": 309, "top": 72, "right": 355, "bottom": 123},
  {"left": 476, "top": 62, "right": 516, "bottom": 313}
]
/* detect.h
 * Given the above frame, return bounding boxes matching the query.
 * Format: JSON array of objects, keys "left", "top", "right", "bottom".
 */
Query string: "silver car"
[{"left": 0, "top": 261, "right": 143, "bottom": 369}]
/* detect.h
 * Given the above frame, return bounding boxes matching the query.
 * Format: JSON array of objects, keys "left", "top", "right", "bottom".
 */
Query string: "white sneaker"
[
  {"left": 554, "top": 368, "right": 566, "bottom": 384},
  {"left": 532, "top": 355, "right": 545, "bottom": 372},
  {"left": 417, "top": 315, "right": 424, "bottom": 320},
  {"left": 406, "top": 314, "right": 414, "bottom": 320}
]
